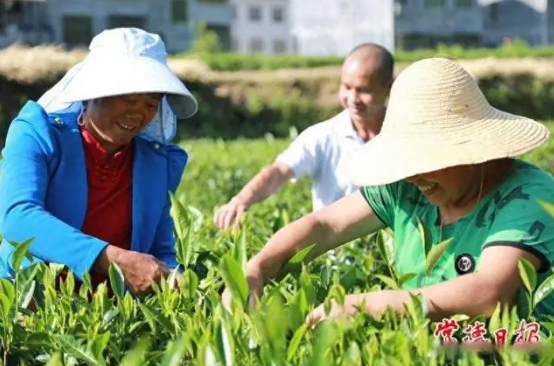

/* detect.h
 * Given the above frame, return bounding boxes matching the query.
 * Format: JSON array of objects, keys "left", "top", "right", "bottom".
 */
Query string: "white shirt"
[{"left": 275, "top": 110, "right": 366, "bottom": 211}]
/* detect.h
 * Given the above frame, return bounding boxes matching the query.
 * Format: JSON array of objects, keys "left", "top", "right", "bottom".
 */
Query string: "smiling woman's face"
[{"left": 82, "top": 93, "right": 162, "bottom": 155}]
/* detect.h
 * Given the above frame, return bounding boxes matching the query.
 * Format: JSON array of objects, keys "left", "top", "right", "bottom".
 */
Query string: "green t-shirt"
[{"left": 361, "top": 159, "right": 554, "bottom": 320}]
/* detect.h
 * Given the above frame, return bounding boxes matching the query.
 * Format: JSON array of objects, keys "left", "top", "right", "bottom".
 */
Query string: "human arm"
[
  {"left": 0, "top": 109, "right": 108, "bottom": 279},
  {"left": 214, "top": 161, "right": 293, "bottom": 230},
  {"left": 215, "top": 124, "right": 324, "bottom": 231},
  {"left": 307, "top": 245, "right": 542, "bottom": 325},
  {"left": 223, "top": 191, "right": 385, "bottom": 308}
]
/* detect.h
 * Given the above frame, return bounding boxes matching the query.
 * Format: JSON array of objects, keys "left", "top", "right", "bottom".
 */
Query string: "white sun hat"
[
  {"left": 37, "top": 27, "right": 198, "bottom": 144},
  {"left": 348, "top": 57, "right": 550, "bottom": 187}
]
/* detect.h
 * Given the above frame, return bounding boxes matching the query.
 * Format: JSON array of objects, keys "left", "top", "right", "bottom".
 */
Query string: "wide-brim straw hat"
[
  {"left": 348, "top": 57, "right": 550, "bottom": 187},
  {"left": 38, "top": 27, "right": 198, "bottom": 143}
]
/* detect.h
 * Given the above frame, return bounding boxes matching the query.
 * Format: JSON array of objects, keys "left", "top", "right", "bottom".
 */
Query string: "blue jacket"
[{"left": 0, "top": 101, "right": 187, "bottom": 280}]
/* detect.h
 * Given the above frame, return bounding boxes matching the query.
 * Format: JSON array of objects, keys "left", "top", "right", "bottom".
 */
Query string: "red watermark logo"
[{"left": 434, "top": 318, "right": 541, "bottom": 347}]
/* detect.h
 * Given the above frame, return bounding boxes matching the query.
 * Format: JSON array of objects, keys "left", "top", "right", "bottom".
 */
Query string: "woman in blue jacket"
[{"left": 0, "top": 27, "right": 198, "bottom": 295}]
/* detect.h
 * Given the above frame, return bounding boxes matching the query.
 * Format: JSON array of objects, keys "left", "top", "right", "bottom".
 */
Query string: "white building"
[
  {"left": 0, "top": 0, "right": 232, "bottom": 53},
  {"left": 230, "top": 0, "right": 394, "bottom": 56},
  {"left": 291, "top": 0, "right": 394, "bottom": 56},
  {"left": 230, "top": 0, "right": 291, "bottom": 54}
]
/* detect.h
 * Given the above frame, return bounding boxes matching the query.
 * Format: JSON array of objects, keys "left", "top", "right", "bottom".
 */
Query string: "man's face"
[
  {"left": 338, "top": 58, "right": 391, "bottom": 124},
  {"left": 84, "top": 93, "right": 162, "bottom": 151}
]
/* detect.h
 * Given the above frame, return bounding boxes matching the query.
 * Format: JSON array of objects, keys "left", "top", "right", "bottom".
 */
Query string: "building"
[
  {"left": 0, "top": 0, "right": 233, "bottom": 53},
  {"left": 394, "top": 0, "right": 554, "bottom": 49},
  {"left": 230, "top": 0, "right": 291, "bottom": 54},
  {"left": 394, "top": 0, "right": 483, "bottom": 50},
  {"left": 0, "top": 1, "right": 52, "bottom": 47},
  {"left": 290, "top": 0, "right": 394, "bottom": 56},
  {"left": 231, "top": 0, "right": 394, "bottom": 56},
  {"left": 480, "top": 0, "right": 554, "bottom": 46}
]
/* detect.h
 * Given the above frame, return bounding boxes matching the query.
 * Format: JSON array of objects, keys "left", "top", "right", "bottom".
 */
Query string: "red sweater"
[{"left": 80, "top": 126, "right": 133, "bottom": 288}]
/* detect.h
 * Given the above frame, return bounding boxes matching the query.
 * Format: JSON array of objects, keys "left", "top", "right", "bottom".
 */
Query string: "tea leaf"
[
  {"left": 308, "top": 321, "right": 337, "bottom": 366},
  {"left": 219, "top": 254, "right": 249, "bottom": 309},
  {"left": 138, "top": 303, "right": 159, "bottom": 335},
  {"left": 18, "top": 279, "right": 35, "bottom": 309},
  {"left": 160, "top": 335, "right": 188, "bottom": 366},
  {"left": 233, "top": 228, "right": 248, "bottom": 269},
  {"left": 534, "top": 269, "right": 554, "bottom": 307},
  {"left": 170, "top": 192, "right": 189, "bottom": 242},
  {"left": 425, "top": 238, "right": 452, "bottom": 277},
  {"left": 375, "top": 274, "right": 399, "bottom": 290},
  {"left": 214, "top": 318, "right": 234, "bottom": 366},
  {"left": 0, "top": 293, "right": 12, "bottom": 320},
  {"left": 417, "top": 217, "right": 432, "bottom": 256},
  {"left": 102, "top": 308, "right": 120, "bottom": 329},
  {"left": 89, "top": 332, "right": 110, "bottom": 361},
  {"left": 45, "top": 352, "right": 64, "bottom": 366},
  {"left": 108, "top": 262, "right": 125, "bottom": 299},
  {"left": 288, "top": 244, "right": 316, "bottom": 265},
  {"left": 286, "top": 324, "right": 307, "bottom": 362},
  {"left": 518, "top": 257, "right": 537, "bottom": 294},
  {"left": 398, "top": 273, "right": 417, "bottom": 287},
  {"left": 343, "top": 341, "right": 362, "bottom": 366},
  {"left": 0, "top": 279, "right": 15, "bottom": 305},
  {"left": 119, "top": 337, "right": 150, "bottom": 366},
  {"left": 488, "top": 301, "right": 502, "bottom": 336},
  {"left": 170, "top": 192, "right": 194, "bottom": 268},
  {"left": 10, "top": 237, "right": 34, "bottom": 273},
  {"left": 58, "top": 334, "right": 100, "bottom": 366}
]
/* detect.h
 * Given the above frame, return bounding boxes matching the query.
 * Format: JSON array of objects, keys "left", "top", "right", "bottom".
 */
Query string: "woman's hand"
[
  {"left": 305, "top": 291, "right": 412, "bottom": 328},
  {"left": 305, "top": 294, "right": 370, "bottom": 327},
  {"left": 94, "top": 245, "right": 170, "bottom": 295},
  {"left": 116, "top": 251, "right": 170, "bottom": 295}
]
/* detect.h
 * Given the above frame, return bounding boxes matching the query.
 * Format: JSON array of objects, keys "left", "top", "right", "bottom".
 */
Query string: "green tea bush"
[
  {"left": 2, "top": 123, "right": 554, "bottom": 365},
  {"left": 4, "top": 72, "right": 554, "bottom": 148}
]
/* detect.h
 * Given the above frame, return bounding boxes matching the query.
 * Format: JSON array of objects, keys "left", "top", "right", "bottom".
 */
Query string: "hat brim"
[
  {"left": 57, "top": 54, "right": 198, "bottom": 119},
  {"left": 348, "top": 107, "right": 550, "bottom": 187}
]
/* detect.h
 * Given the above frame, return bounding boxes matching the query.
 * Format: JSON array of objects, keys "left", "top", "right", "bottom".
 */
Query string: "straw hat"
[
  {"left": 348, "top": 57, "right": 550, "bottom": 187},
  {"left": 38, "top": 27, "right": 198, "bottom": 144}
]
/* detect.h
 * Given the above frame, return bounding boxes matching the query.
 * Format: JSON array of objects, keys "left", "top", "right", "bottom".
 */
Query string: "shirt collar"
[
  {"left": 337, "top": 110, "right": 360, "bottom": 139},
  {"left": 80, "top": 124, "right": 131, "bottom": 163}
]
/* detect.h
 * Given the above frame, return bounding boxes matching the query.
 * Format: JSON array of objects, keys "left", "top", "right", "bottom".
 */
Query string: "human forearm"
[
  {"left": 363, "top": 274, "right": 510, "bottom": 321},
  {"left": 248, "top": 214, "right": 334, "bottom": 281},
  {"left": 234, "top": 163, "right": 292, "bottom": 207},
  {"left": 420, "top": 273, "right": 512, "bottom": 320},
  {"left": 250, "top": 192, "right": 381, "bottom": 282}
]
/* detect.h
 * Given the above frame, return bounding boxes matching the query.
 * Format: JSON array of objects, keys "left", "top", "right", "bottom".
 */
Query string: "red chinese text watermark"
[{"left": 434, "top": 318, "right": 541, "bottom": 347}]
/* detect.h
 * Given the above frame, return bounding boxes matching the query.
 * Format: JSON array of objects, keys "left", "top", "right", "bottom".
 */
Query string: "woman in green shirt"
[{"left": 223, "top": 57, "right": 554, "bottom": 324}]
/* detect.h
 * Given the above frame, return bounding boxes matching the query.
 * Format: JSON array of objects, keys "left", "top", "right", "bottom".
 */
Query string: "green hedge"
[
  {"left": 2, "top": 73, "right": 554, "bottom": 148},
  {"left": 174, "top": 40, "right": 554, "bottom": 71}
]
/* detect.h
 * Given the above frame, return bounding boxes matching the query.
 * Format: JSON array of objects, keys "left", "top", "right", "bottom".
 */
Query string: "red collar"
[{"left": 79, "top": 125, "right": 131, "bottom": 167}]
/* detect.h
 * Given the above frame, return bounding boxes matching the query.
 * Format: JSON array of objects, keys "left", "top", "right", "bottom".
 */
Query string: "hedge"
[
  {"left": 175, "top": 40, "right": 554, "bottom": 71},
  {"left": 2, "top": 73, "right": 554, "bottom": 148}
]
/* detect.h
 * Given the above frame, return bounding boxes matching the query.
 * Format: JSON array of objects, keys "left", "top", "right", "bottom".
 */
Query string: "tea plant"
[{"left": 1, "top": 128, "right": 554, "bottom": 365}]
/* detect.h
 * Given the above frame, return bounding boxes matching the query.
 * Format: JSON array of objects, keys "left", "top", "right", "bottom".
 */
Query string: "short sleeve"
[
  {"left": 275, "top": 125, "right": 323, "bottom": 179},
  {"left": 483, "top": 185, "right": 554, "bottom": 273},
  {"left": 360, "top": 183, "right": 399, "bottom": 228}
]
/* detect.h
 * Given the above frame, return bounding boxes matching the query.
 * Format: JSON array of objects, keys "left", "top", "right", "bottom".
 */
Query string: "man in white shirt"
[{"left": 214, "top": 43, "right": 394, "bottom": 230}]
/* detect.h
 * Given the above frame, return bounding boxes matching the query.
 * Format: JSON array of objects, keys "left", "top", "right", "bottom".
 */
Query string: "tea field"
[{"left": 3, "top": 124, "right": 554, "bottom": 366}]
